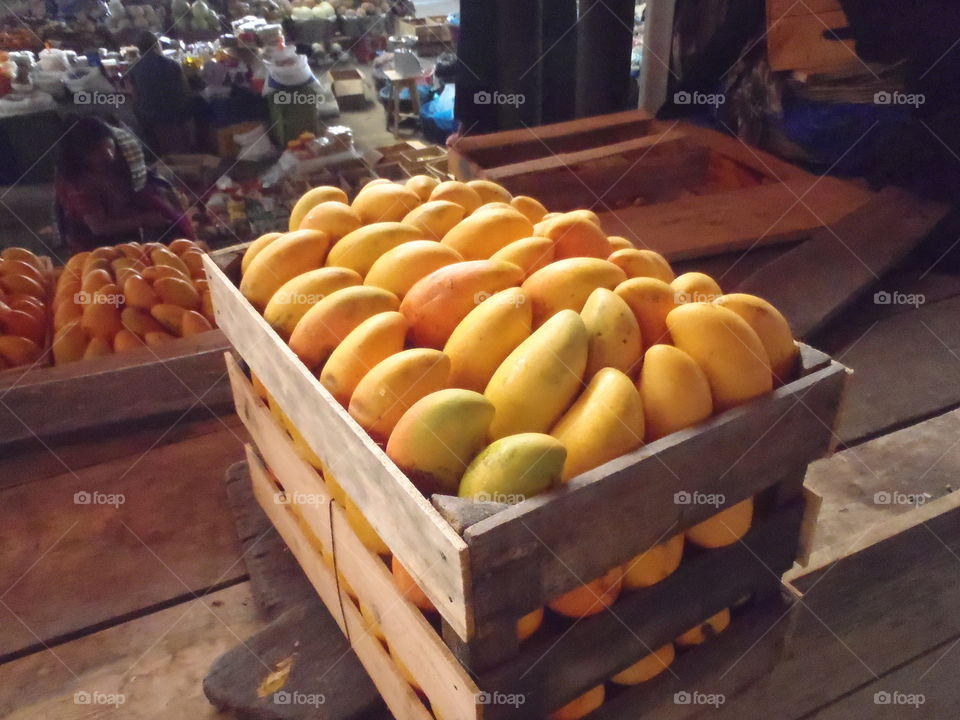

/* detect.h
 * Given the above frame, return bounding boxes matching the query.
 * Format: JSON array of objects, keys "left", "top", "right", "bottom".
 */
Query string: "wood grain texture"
[
  {"left": 597, "top": 177, "right": 871, "bottom": 261},
  {"left": 0, "top": 424, "right": 247, "bottom": 658},
  {"left": 0, "top": 329, "right": 233, "bottom": 449},
  {"left": 229, "top": 363, "right": 481, "bottom": 720},
  {"left": 0, "top": 582, "right": 262, "bottom": 719},
  {"left": 767, "top": 7, "right": 857, "bottom": 73},
  {"left": 737, "top": 187, "right": 950, "bottom": 339},
  {"left": 247, "top": 449, "right": 436, "bottom": 720},
  {"left": 204, "top": 256, "right": 470, "bottom": 640},
  {"left": 464, "top": 361, "right": 846, "bottom": 624}
]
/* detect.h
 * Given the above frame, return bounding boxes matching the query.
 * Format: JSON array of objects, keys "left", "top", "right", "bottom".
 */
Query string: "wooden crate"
[
  {"left": 228, "top": 353, "right": 810, "bottom": 718},
  {"left": 448, "top": 110, "right": 874, "bottom": 261},
  {"left": 766, "top": 0, "right": 858, "bottom": 73},
  {"left": 204, "top": 250, "right": 847, "bottom": 697}
]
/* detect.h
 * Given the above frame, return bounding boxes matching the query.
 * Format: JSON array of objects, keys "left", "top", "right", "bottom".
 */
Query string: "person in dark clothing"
[
  {"left": 127, "top": 31, "right": 192, "bottom": 156},
  {"left": 55, "top": 117, "right": 195, "bottom": 252}
]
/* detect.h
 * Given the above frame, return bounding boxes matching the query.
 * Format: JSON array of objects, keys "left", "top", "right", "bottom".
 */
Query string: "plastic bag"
[{"left": 263, "top": 49, "right": 314, "bottom": 87}]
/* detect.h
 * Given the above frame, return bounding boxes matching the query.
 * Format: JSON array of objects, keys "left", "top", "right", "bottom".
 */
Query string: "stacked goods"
[
  {"left": 0, "top": 247, "right": 52, "bottom": 370},
  {"left": 51, "top": 239, "right": 217, "bottom": 365},
  {"left": 228, "top": 175, "right": 814, "bottom": 717}
]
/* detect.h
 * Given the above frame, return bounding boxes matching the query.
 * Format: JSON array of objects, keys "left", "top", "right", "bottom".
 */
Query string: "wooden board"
[
  {"left": 204, "top": 256, "right": 471, "bottom": 640},
  {"left": 820, "top": 294, "right": 960, "bottom": 445},
  {"left": 0, "top": 424, "right": 247, "bottom": 659},
  {"left": 766, "top": 1, "right": 859, "bottom": 73},
  {"left": 597, "top": 177, "right": 874, "bottom": 261},
  {"left": 464, "top": 360, "right": 846, "bottom": 626},
  {"left": 0, "top": 329, "right": 233, "bottom": 449},
  {"left": 0, "top": 582, "right": 261, "bottom": 719},
  {"left": 736, "top": 186, "right": 950, "bottom": 339}
]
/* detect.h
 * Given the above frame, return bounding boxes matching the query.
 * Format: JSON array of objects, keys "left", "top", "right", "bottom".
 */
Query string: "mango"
[
  {"left": 345, "top": 496, "right": 390, "bottom": 556},
  {"left": 289, "top": 286, "right": 399, "bottom": 371},
  {"left": 150, "top": 247, "right": 191, "bottom": 278},
  {"left": 401, "top": 200, "right": 466, "bottom": 239},
  {"left": 0, "top": 307, "right": 43, "bottom": 343},
  {"left": 400, "top": 259, "right": 524, "bottom": 349},
  {"left": 714, "top": 293, "right": 797, "bottom": 383},
  {"left": 517, "top": 607, "right": 544, "bottom": 641},
  {"left": 615, "top": 277, "right": 678, "bottom": 348},
  {"left": 405, "top": 174, "right": 440, "bottom": 202},
  {"left": 638, "top": 344, "right": 713, "bottom": 441},
  {"left": 364, "top": 240, "right": 463, "bottom": 299},
  {"left": 444, "top": 287, "right": 532, "bottom": 392},
  {"left": 241, "top": 232, "right": 283, "bottom": 275},
  {"left": 53, "top": 301, "right": 82, "bottom": 332},
  {"left": 522, "top": 258, "right": 626, "bottom": 327},
  {"left": 325, "top": 222, "right": 423, "bottom": 277},
  {"left": 542, "top": 213, "right": 612, "bottom": 260},
  {"left": 510, "top": 195, "right": 548, "bottom": 224},
  {"left": 465, "top": 179, "right": 512, "bottom": 204},
  {"left": 142, "top": 265, "right": 187, "bottom": 283},
  {"left": 145, "top": 331, "right": 176, "bottom": 347},
  {"left": 580, "top": 287, "right": 643, "bottom": 379},
  {"left": 610, "top": 644, "right": 675, "bottom": 685},
  {"left": 686, "top": 498, "right": 754, "bottom": 548},
  {"left": 551, "top": 367, "right": 645, "bottom": 481},
  {"left": 240, "top": 229, "right": 331, "bottom": 310},
  {"left": 348, "top": 348, "right": 450, "bottom": 442},
  {"left": 489, "top": 236, "right": 555, "bottom": 278},
  {"left": 671, "top": 271, "right": 722, "bottom": 303},
  {"left": 288, "top": 186, "right": 349, "bottom": 232},
  {"left": 263, "top": 267, "right": 362, "bottom": 339},
  {"left": 607, "top": 235, "right": 635, "bottom": 251},
  {"left": 458, "top": 432, "right": 566, "bottom": 503},
  {"left": 387, "top": 388, "right": 495, "bottom": 494},
  {"left": 485, "top": 310, "right": 588, "bottom": 439},
  {"left": 150, "top": 303, "right": 187, "bottom": 335},
  {"left": 392, "top": 556, "right": 436, "bottom": 612},
  {"left": 608, "top": 248, "right": 674, "bottom": 283},
  {"left": 154, "top": 276, "right": 200, "bottom": 310},
  {"left": 113, "top": 328, "right": 143, "bottom": 352},
  {"left": 83, "top": 336, "right": 112, "bottom": 359},
  {"left": 0, "top": 335, "right": 41, "bottom": 366},
  {"left": 298, "top": 200, "right": 363, "bottom": 240},
  {"left": 122, "top": 306, "right": 164, "bottom": 338},
  {"left": 666, "top": 303, "right": 772, "bottom": 411},
  {"left": 80, "top": 288, "right": 123, "bottom": 341},
  {"left": 429, "top": 180, "right": 483, "bottom": 214},
  {"left": 351, "top": 183, "right": 421, "bottom": 224},
  {"left": 547, "top": 568, "right": 623, "bottom": 618},
  {"left": 168, "top": 239, "right": 200, "bottom": 255},
  {"left": 52, "top": 321, "right": 88, "bottom": 365},
  {"left": 622, "top": 534, "right": 684, "bottom": 589},
  {"left": 320, "top": 311, "right": 408, "bottom": 406},
  {"left": 676, "top": 608, "right": 730, "bottom": 647},
  {"left": 181, "top": 310, "right": 213, "bottom": 336},
  {"left": 440, "top": 206, "right": 534, "bottom": 260},
  {"left": 548, "top": 686, "right": 605, "bottom": 720}
]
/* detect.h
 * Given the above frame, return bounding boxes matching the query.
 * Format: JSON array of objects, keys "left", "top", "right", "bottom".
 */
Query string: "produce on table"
[{"left": 238, "top": 177, "right": 802, "bottom": 661}]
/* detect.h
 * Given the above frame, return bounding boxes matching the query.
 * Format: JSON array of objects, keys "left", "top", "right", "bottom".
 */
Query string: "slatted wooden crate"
[
  {"left": 448, "top": 110, "right": 874, "bottom": 261},
  {"left": 229, "top": 353, "right": 815, "bottom": 719},
  {"left": 204, "top": 244, "right": 849, "bottom": 717}
]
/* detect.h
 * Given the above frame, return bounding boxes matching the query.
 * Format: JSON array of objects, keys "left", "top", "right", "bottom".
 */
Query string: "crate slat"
[{"left": 204, "top": 255, "right": 473, "bottom": 640}]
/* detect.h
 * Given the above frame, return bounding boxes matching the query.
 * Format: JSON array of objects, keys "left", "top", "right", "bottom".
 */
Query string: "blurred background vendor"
[{"left": 127, "top": 31, "right": 192, "bottom": 156}]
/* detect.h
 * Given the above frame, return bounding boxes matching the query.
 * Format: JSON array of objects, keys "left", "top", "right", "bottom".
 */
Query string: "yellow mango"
[
  {"left": 489, "top": 236, "right": 555, "bottom": 278},
  {"left": 638, "top": 344, "right": 713, "bottom": 441},
  {"left": 319, "top": 311, "right": 408, "bottom": 406},
  {"left": 405, "top": 174, "right": 440, "bottom": 202},
  {"left": 465, "top": 179, "right": 513, "bottom": 204},
  {"left": 150, "top": 303, "right": 187, "bottom": 335},
  {"left": 364, "top": 240, "right": 463, "bottom": 299},
  {"left": 686, "top": 498, "right": 754, "bottom": 549},
  {"left": 241, "top": 232, "right": 283, "bottom": 275},
  {"left": 542, "top": 213, "right": 612, "bottom": 260},
  {"left": 622, "top": 534, "right": 684, "bottom": 589},
  {"left": 83, "top": 336, "right": 113, "bottom": 359},
  {"left": 52, "top": 320, "right": 88, "bottom": 365},
  {"left": 239, "top": 229, "right": 331, "bottom": 310},
  {"left": 548, "top": 686, "right": 605, "bottom": 720},
  {"left": 153, "top": 276, "right": 200, "bottom": 310},
  {"left": 288, "top": 186, "right": 349, "bottom": 232},
  {"left": 458, "top": 432, "right": 566, "bottom": 502},
  {"left": 325, "top": 222, "right": 423, "bottom": 277},
  {"left": 401, "top": 200, "right": 466, "bottom": 239},
  {"left": 607, "top": 235, "right": 635, "bottom": 251},
  {"left": 121, "top": 306, "right": 165, "bottom": 337},
  {"left": 113, "top": 328, "right": 143, "bottom": 353},
  {"left": 510, "top": 195, "right": 548, "bottom": 224},
  {"left": 522, "top": 258, "right": 626, "bottom": 327},
  {"left": 181, "top": 310, "right": 213, "bottom": 336},
  {"left": 676, "top": 608, "right": 730, "bottom": 647},
  {"left": 580, "top": 287, "right": 643, "bottom": 379},
  {"left": 610, "top": 644, "right": 675, "bottom": 685},
  {"left": 429, "top": 180, "right": 483, "bottom": 214},
  {"left": 298, "top": 200, "right": 363, "bottom": 240},
  {"left": 614, "top": 277, "right": 678, "bottom": 348},
  {"left": 440, "top": 206, "right": 534, "bottom": 260},
  {"left": 671, "top": 271, "right": 722, "bottom": 303},
  {"left": 714, "top": 293, "right": 798, "bottom": 383},
  {"left": 351, "top": 183, "right": 421, "bottom": 224},
  {"left": 0, "top": 334, "right": 41, "bottom": 366},
  {"left": 608, "top": 248, "right": 675, "bottom": 283},
  {"left": 263, "top": 267, "right": 362, "bottom": 339}
]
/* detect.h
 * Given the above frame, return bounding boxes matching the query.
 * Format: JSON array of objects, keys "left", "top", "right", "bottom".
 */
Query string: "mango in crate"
[
  {"left": 326, "top": 222, "right": 423, "bottom": 277},
  {"left": 364, "top": 241, "right": 463, "bottom": 299},
  {"left": 440, "top": 205, "right": 533, "bottom": 260},
  {"left": 489, "top": 236, "right": 554, "bottom": 278},
  {"left": 522, "top": 258, "right": 626, "bottom": 327},
  {"left": 466, "top": 179, "right": 513, "bottom": 204},
  {"left": 241, "top": 232, "right": 283, "bottom": 274},
  {"left": 675, "top": 608, "right": 731, "bottom": 647},
  {"left": 263, "top": 267, "right": 362, "bottom": 339},
  {"left": 405, "top": 174, "right": 440, "bottom": 202},
  {"left": 429, "top": 180, "right": 482, "bottom": 214},
  {"left": 320, "top": 311, "right": 407, "bottom": 406},
  {"left": 615, "top": 277, "right": 678, "bottom": 349},
  {"left": 638, "top": 344, "right": 713, "bottom": 442},
  {"left": 713, "top": 293, "right": 798, "bottom": 383},
  {"left": 392, "top": 556, "right": 436, "bottom": 613},
  {"left": 298, "top": 201, "right": 363, "bottom": 240},
  {"left": 351, "top": 183, "right": 421, "bottom": 224},
  {"left": 622, "top": 534, "right": 684, "bottom": 589},
  {"left": 547, "top": 567, "right": 623, "bottom": 619},
  {"left": 548, "top": 685, "right": 605, "bottom": 720},
  {"left": 610, "top": 643, "right": 675, "bottom": 685},
  {"left": 517, "top": 607, "right": 544, "bottom": 641},
  {"left": 509, "top": 195, "right": 548, "bottom": 224},
  {"left": 288, "top": 186, "right": 349, "bottom": 232},
  {"left": 608, "top": 247, "right": 674, "bottom": 283},
  {"left": 240, "top": 230, "right": 331, "bottom": 310},
  {"left": 458, "top": 433, "right": 566, "bottom": 504},
  {"left": 401, "top": 200, "right": 466, "bottom": 240},
  {"left": 686, "top": 498, "right": 754, "bottom": 549},
  {"left": 671, "top": 271, "right": 723, "bottom": 303},
  {"left": 580, "top": 287, "right": 643, "bottom": 379},
  {"left": 540, "top": 212, "right": 612, "bottom": 260}
]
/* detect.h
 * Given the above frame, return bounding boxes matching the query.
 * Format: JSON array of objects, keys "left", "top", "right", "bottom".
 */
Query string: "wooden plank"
[
  {"left": 821, "top": 294, "right": 960, "bottom": 445},
  {"left": 800, "top": 406, "right": 960, "bottom": 563},
  {"left": 229, "top": 357, "right": 482, "bottom": 720},
  {"left": 204, "top": 256, "right": 471, "bottom": 640},
  {"left": 596, "top": 177, "right": 871, "bottom": 261},
  {"left": 767, "top": 0, "right": 842, "bottom": 21},
  {"left": 0, "top": 329, "right": 233, "bottom": 448},
  {"left": 247, "top": 449, "right": 435, "bottom": 720},
  {"left": 589, "top": 598, "right": 794, "bottom": 720},
  {"left": 0, "top": 583, "right": 262, "bottom": 719},
  {"left": 0, "top": 424, "right": 247, "bottom": 659},
  {"left": 464, "top": 361, "right": 846, "bottom": 625},
  {"left": 737, "top": 187, "right": 950, "bottom": 339},
  {"left": 479, "top": 502, "right": 804, "bottom": 719},
  {"left": 767, "top": 9, "right": 858, "bottom": 73}
]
